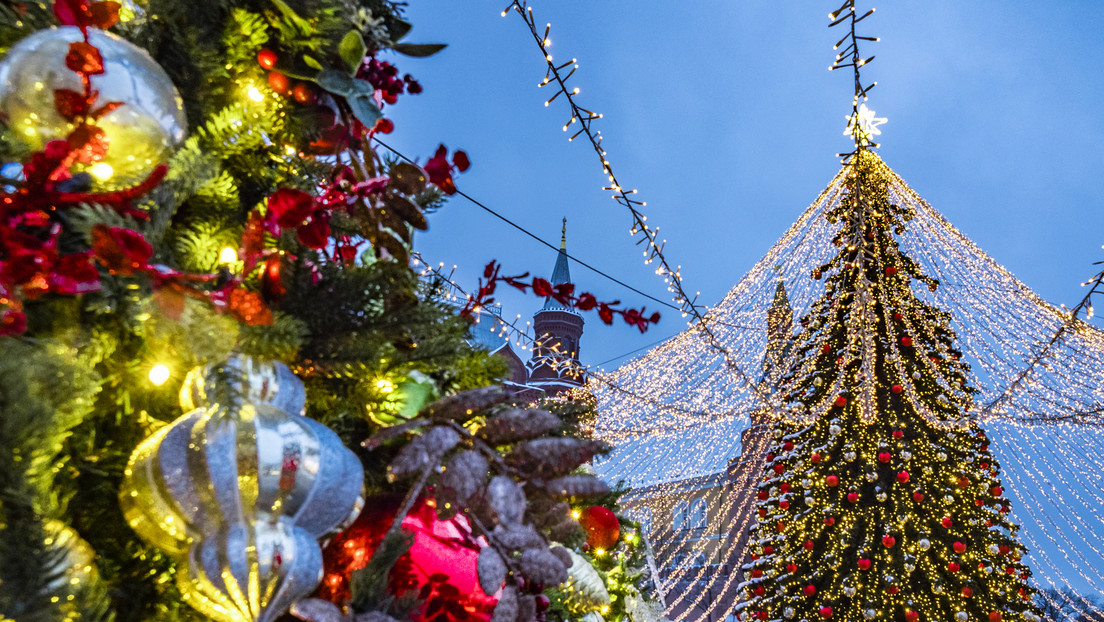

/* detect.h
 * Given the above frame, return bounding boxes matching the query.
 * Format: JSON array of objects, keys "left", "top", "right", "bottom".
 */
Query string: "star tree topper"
[{"left": 844, "top": 103, "right": 887, "bottom": 146}]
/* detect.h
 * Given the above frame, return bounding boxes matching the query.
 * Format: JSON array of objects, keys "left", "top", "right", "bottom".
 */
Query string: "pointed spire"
[{"left": 544, "top": 219, "right": 572, "bottom": 310}]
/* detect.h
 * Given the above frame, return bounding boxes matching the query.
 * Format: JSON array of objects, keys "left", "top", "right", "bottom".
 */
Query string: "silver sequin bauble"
[
  {"left": 120, "top": 355, "right": 364, "bottom": 622},
  {"left": 0, "top": 27, "right": 185, "bottom": 181}
]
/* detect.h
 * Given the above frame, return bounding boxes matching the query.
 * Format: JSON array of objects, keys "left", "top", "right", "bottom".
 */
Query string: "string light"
[{"left": 148, "top": 364, "right": 171, "bottom": 386}]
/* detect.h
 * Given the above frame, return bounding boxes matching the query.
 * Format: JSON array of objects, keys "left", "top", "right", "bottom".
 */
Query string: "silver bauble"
[
  {"left": 556, "top": 546, "right": 610, "bottom": 614},
  {"left": 120, "top": 355, "right": 364, "bottom": 622},
  {"left": 0, "top": 26, "right": 185, "bottom": 181}
]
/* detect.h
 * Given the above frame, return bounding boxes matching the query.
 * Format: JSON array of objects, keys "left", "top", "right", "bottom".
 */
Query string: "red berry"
[
  {"left": 834, "top": 395, "right": 848, "bottom": 407},
  {"left": 913, "top": 492, "right": 925, "bottom": 503},
  {"left": 804, "top": 585, "right": 816, "bottom": 596},
  {"left": 820, "top": 607, "right": 833, "bottom": 619},
  {"left": 848, "top": 492, "right": 859, "bottom": 503},
  {"left": 954, "top": 541, "right": 967, "bottom": 553},
  {"left": 882, "top": 535, "right": 896, "bottom": 548},
  {"left": 878, "top": 452, "right": 892, "bottom": 463},
  {"left": 292, "top": 83, "right": 315, "bottom": 104},
  {"left": 373, "top": 118, "right": 395, "bottom": 134},
  {"left": 891, "top": 384, "right": 903, "bottom": 394},
  {"left": 962, "top": 587, "right": 974, "bottom": 598},
  {"left": 826, "top": 475, "right": 839, "bottom": 487},
  {"left": 267, "top": 71, "right": 289, "bottom": 93},
  {"left": 257, "top": 48, "right": 278, "bottom": 70},
  {"left": 897, "top": 471, "right": 910, "bottom": 483},
  {"left": 941, "top": 517, "right": 953, "bottom": 528},
  {"left": 857, "top": 558, "right": 871, "bottom": 570}
]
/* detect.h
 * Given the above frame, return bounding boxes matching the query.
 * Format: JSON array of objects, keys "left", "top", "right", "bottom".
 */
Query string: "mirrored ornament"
[
  {"left": 844, "top": 586, "right": 856, "bottom": 597},
  {"left": 802, "top": 479, "right": 812, "bottom": 488},
  {"left": 905, "top": 563, "right": 915, "bottom": 573},
  {"left": 956, "top": 613, "right": 968, "bottom": 622},
  {"left": 900, "top": 450, "right": 912, "bottom": 461},
  {"left": 944, "top": 495, "right": 955, "bottom": 505},
  {"left": 988, "top": 544, "right": 1000, "bottom": 555},
  {"left": 912, "top": 371, "right": 921, "bottom": 380},
  {"left": 932, "top": 583, "right": 943, "bottom": 594},
  {"left": 829, "top": 425, "right": 841, "bottom": 435},
  {"left": 876, "top": 492, "right": 887, "bottom": 502},
  {"left": 866, "top": 472, "right": 877, "bottom": 482},
  {"left": 120, "top": 355, "right": 364, "bottom": 622},
  {"left": 784, "top": 608, "right": 795, "bottom": 619},
  {"left": 937, "top": 452, "right": 947, "bottom": 461},
  {"left": 919, "top": 538, "right": 931, "bottom": 550},
  {"left": 864, "top": 610, "right": 876, "bottom": 620},
  {"left": 844, "top": 451, "right": 856, "bottom": 461},
  {"left": 0, "top": 27, "right": 186, "bottom": 183}
]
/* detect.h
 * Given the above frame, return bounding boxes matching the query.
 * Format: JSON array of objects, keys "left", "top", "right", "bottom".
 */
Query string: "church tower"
[{"left": 527, "top": 219, "right": 585, "bottom": 396}]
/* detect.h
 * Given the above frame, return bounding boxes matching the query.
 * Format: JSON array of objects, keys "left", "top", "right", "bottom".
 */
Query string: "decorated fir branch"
[{"left": 0, "top": 0, "right": 662, "bottom": 621}]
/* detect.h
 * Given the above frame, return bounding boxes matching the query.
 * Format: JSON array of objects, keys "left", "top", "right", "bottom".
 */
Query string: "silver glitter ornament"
[
  {"left": 0, "top": 27, "right": 185, "bottom": 182},
  {"left": 120, "top": 355, "right": 365, "bottom": 622}
]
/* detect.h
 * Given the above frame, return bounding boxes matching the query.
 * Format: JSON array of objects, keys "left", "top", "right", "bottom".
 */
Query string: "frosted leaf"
[
  {"left": 518, "top": 548, "right": 567, "bottom": 586},
  {"left": 488, "top": 475, "right": 526, "bottom": 525},
  {"left": 477, "top": 547, "right": 507, "bottom": 596},
  {"left": 544, "top": 475, "right": 611, "bottom": 499},
  {"left": 442, "top": 450, "right": 489, "bottom": 505},
  {"left": 491, "top": 586, "right": 518, "bottom": 622},
  {"left": 418, "top": 385, "right": 507, "bottom": 421},
  {"left": 479, "top": 408, "right": 562, "bottom": 445},
  {"left": 388, "top": 426, "right": 460, "bottom": 481}
]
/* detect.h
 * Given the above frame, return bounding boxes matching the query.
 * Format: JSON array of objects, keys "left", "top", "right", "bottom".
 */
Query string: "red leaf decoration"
[
  {"left": 295, "top": 215, "right": 330, "bottom": 249},
  {"left": 91, "top": 224, "right": 152, "bottom": 275},
  {"left": 67, "top": 124, "right": 109, "bottom": 163},
  {"left": 65, "top": 41, "right": 104, "bottom": 75},
  {"left": 226, "top": 286, "right": 274, "bottom": 326},
  {"left": 452, "top": 150, "right": 470, "bottom": 172},
  {"left": 531, "top": 277, "right": 553, "bottom": 298},
  {"left": 54, "top": 0, "right": 120, "bottom": 30},
  {"left": 54, "top": 88, "right": 91, "bottom": 120},
  {"left": 48, "top": 251, "right": 100, "bottom": 294},
  {"left": 267, "top": 188, "right": 315, "bottom": 229}
]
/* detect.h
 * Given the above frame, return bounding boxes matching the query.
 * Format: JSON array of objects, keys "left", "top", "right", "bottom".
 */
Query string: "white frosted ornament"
[
  {"left": 937, "top": 452, "right": 948, "bottom": 461},
  {"left": 988, "top": 544, "right": 1000, "bottom": 555},
  {"left": 919, "top": 538, "right": 931, "bottom": 550},
  {"left": 956, "top": 613, "right": 968, "bottom": 622},
  {"left": 830, "top": 424, "right": 841, "bottom": 435},
  {"left": 844, "top": 586, "right": 856, "bottom": 597},
  {"left": 901, "top": 450, "right": 912, "bottom": 461},
  {"left": 802, "top": 479, "right": 812, "bottom": 488},
  {"left": 864, "top": 610, "right": 876, "bottom": 620},
  {"left": 944, "top": 495, "right": 955, "bottom": 505},
  {"left": 876, "top": 492, "right": 887, "bottom": 502},
  {"left": 866, "top": 472, "right": 877, "bottom": 482},
  {"left": 0, "top": 27, "right": 186, "bottom": 183},
  {"left": 844, "top": 451, "right": 856, "bottom": 461},
  {"left": 784, "top": 608, "right": 795, "bottom": 619},
  {"left": 932, "top": 583, "right": 943, "bottom": 594}
]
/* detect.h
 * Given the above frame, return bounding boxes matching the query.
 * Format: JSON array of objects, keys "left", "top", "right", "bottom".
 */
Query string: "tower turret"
[{"left": 528, "top": 219, "right": 585, "bottom": 396}]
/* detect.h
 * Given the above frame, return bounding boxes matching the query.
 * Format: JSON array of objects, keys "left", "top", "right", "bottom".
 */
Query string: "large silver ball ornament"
[{"left": 0, "top": 26, "right": 185, "bottom": 182}]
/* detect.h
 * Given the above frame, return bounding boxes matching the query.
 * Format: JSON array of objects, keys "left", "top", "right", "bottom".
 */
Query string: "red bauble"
[
  {"left": 753, "top": 586, "right": 765, "bottom": 596},
  {"left": 885, "top": 266, "right": 898, "bottom": 275},
  {"left": 992, "top": 486, "right": 1003, "bottom": 497},
  {"left": 893, "top": 312, "right": 903, "bottom": 320},
  {"left": 901, "top": 336, "right": 913, "bottom": 347},
  {"left": 752, "top": 568, "right": 763, "bottom": 578},
  {"left": 941, "top": 517, "right": 953, "bottom": 528},
  {"left": 776, "top": 521, "right": 786, "bottom": 533},
  {"left": 891, "top": 384, "right": 903, "bottom": 394},
  {"left": 948, "top": 562, "right": 960, "bottom": 573},
  {"left": 780, "top": 483, "right": 792, "bottom": 493},
  {"left": 857, "top": 558, "right": 871, "bottom": 570},
  {"left": 774, "top": 463, "right": 786, "bottom": 474},
  {"left": 757, "top": 611, "right": 768, "bottom": 621},
  {"left": 824, "top": 517, "right": 835, "bottom": 527},
  {"left": 822, "top": 343, "right": 832, "bottom": 353},
  {"left": 953, "top": 541, "right": 967, "bottom": 553},
  {"left": 318, "top": 495, "right": 498, "bottom": 621},
  {"left": 906, "top": 611, "right": 920, "bottom": 622},
  {"left": 834, "top": 395, "right": 848, "bottom": 407},
  {"left": 913, "top": 492, "right": 925, "bottom": 503},
  {"left": 267, "top": 70, "right": 290, "bottom": 93},
  {"left": 897, "top": 471, "right": 910, "bottom": 483},
  {"left": 786, "top": 563, "right": 798, "bottom": 573},
  {"left": 292, "top": 82, "right": 316, "bottom": 105},
  {"left": 580, "top": 506, "right": 620, "bottom": 550},
  {"left": 820, "top": 606, "right": 833, "bottom": 619},
  {"left": 804, "top": 585, "right": 816, "bottom": 596},
  {"left": 257, "top": 48, "right": 278, "bottom": 69},
  {"left": 893, "top": 430, "right": 904, "bottom": 439},
  {"left": 989, "top": 613, "right": 1002, "bottom": 622},
  {"left": 826, "top": 475, "right": 839, "bottom": 487},
  {"left": 847, "top": 492, "right": 859, "bottom": 503},
  {"left": 811, "top": 453, "right": 822, "bottom": 464},
  {"left": 882, "top": 535, "right": 896, "bottom": 548},
  {"left": 779, "top": 500, "right": 790, "bottom": 510},
  {"left": 758, "top": 508, "right": 768, "bottom": 518},
  {"left": 783, "top": 441, "right": 795, "bottom": 451},
  {"left": 887, "top": 586, "right": 899, "bottom": 595},
  {"left": 962, "top": 587, "right": 974, "bottom": 598},
  {"left": 878, "top": 452, "right": 892, "bottom": 463},
  {"left": 763, "top": 545, "right": 775, "bottom": 555},
  {"left": 803, "top": 540, "right": 814, "bottom": 551}
]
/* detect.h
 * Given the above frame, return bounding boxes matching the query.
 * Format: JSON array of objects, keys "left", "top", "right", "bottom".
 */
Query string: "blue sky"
[{"left": 383, "top": 1, "right": 1104, "bottom": 369}]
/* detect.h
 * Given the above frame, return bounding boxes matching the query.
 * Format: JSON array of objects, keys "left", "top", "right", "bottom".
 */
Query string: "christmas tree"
[
  {"left": 0, "top": 1, "right": 660, "bottom": 621},
  {"left": 736, "top": 148, "right": 1044, "bottom": 622}
]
